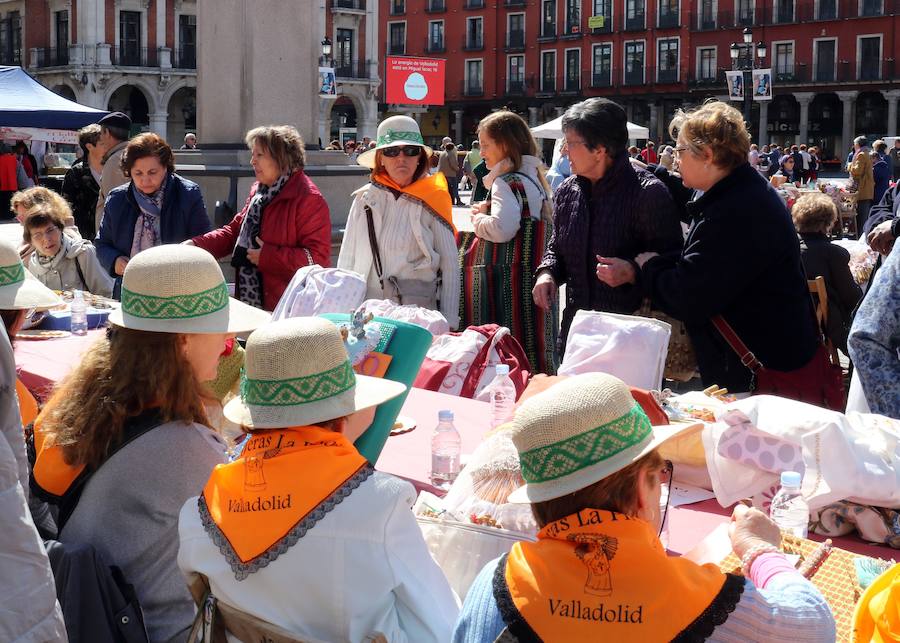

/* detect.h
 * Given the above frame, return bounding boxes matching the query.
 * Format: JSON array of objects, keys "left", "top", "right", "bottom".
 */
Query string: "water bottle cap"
[
  {"left": 73, "top": 289, "right": 84, "bottom": 299},
  {"left": 780, "top": 471, "right": 802, "bottom": 487},
  {"left": 495, "top": 364, "right": 510, "bottom": 376},
  {"left": 438, "top": 410, "right": 454, "bottom": 421}
]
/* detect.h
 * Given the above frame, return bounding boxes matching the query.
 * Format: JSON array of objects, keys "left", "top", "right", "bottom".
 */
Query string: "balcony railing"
[
  {"left": 335, "top": 60, "right": 376, "bottom": 79},
  {"left": 465, "top": 0, "right": 485, "bottom": 7},
  {"left": 387, "top": 43, "right": 405, "bottom": 55},
  {"left": 562, "top": 74, "right": 581, "bottom": 92},
  {"left": 505, "top": 0, "right": 527, "bottom": 5},
  {"left": 173, "top": 47, "right": 196, "bottom": 69},
  {"left": 34, "top": 47, "right": 69, "bottom": 68},
  {"left": 695, "top": 10, "right": 717, "bottom": 29},
  {"left": 657, "top": 67, "right": 678, "bottom": 83},
  {"left": 539, "top": 76, "right": 556, "bottom": 92},
  {"left": 688, "top": 68, "right": 727, "bottom": 86},
  {"left": 426, "top": 0, "right": 446, "bottom": 12},
  {"left": 624, "top": 67, "right": 645, "bottom": 85},
  {"left": 390, "top": 0, "right": 405, "bottom": 14},
  {"left": 426, "top": 37, "right": 445, "bottom": 53},
  {"left": 462, "top": 35, "right": 484, "bottom": 50},
  {"left": 690, "top": 0, "right": 893, "bottom": 28},
  {"left": 561, "top": 22, "right": 584, "bottom": 38},
  {"left": 590, "top": 14, "right": 614, "bottom": 33},
  {"left": 332, "top": 0, "right": 366, "bottom": 9},
  {"left": 111, "top": 47, "right": 158, "bottom": 67},
  {"left": 461, "top": 80, "right": 484, "bottom": 96},
  {"left": 506, "top": 30, "right": 525, "bottom": 51},
  {"left": 503, "top": 77, "right": 527, "bottom": 95},
  {"left": 658, "top": 10, "right": 680, "bottom": 27},
  {"left": 592, "top": 70, "right": 613, "bottom": 87},
  {"left": 624, "top": 12, "right": 646, "bottom": 29},
  {"left": 539, "top": 23, "right": 557, "bottom": 40},
  {"left": 685, "top": 60, "right": 893, "bottom": 87}
]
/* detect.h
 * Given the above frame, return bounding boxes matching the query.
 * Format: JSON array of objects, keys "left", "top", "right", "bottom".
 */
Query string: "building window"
[
  {"left": 658, "top": 38, "right": 678, "bottom": 82},
  {"left": 699, "top": 0, "right": 716, "bottom": 28},
  {"left": 0, "top": 12, "right": 22, "bottom": 65},
  {"left": 465, "top": 59, "right": 483, "bottom": 95},
  {"left": 336, "top": 28, "right": 354, "bottom": 75},
  {"left": 774, "top": 42, "right": 794, "bottom": 79},
  {"left": 178, "top": 14, "right": 196, "bottom": 69},
  {"left": 428, "top": 21, "right": 444, "bottom": 52},
  {"left": 391, "top": 0, "right": 405, "bottom": 14},
  {"left": 813, "top": 39, "right": 835, "bottom": 81},
  {"left": 565, "top": 0, "right": 581, "bottom": 33},
  {"left": 54, "top": 10, "right": 69, "bottom": 63},
  {"left": 698, "top": 46, "right": 716, "bottom": 80},
  {"left": 542, "top": 0, "right": 557, "bottom": 37},
  {"left": 624, "top": 41, "right": 644, "bottom": 85},
  {"left": 541, "top": 50, "right": 556, "bottom": 91},
  {"left": 118, "top": 10, "right": 142, "bottom": 66},
  {"left": 592, "top": 43, "right": 612, "bottom": 86},
  {"left": 388, "top": 22, "right": 405, "bottom": 55},
  {"left": 816, "top": 0, "right": 836, "bottom": 18},
  {"left": 508, "top": 14, "right": 525, "bottom": 48},
  {"left": 859, "top": 35, "right": 881, "bottom": 80},
  {"left": 736, "top": 0, "right": 754, "bottom": 23},
  {"left": 774, "top": 0, "right": 794, "bottom": 23},
  {"left": 592, "top": 0, "right": 613, "bottom": 32},
  {"left": 658, "top": 0, "right": 678, "bottom": 27},
  {"left": 508, "top": 55, "right": 525, "bottom": 92},
  {"left": 626, "top": 0, "right": 646, "bottom": 29},
  {"left": 861, "top": 0, "right": 883, "bottom": 15},
  {"left": 565, "top": 49, "right": 580, "bottom": 90},
  {"left": 466, "top": 17, "right": 483, "bottom": 49}
]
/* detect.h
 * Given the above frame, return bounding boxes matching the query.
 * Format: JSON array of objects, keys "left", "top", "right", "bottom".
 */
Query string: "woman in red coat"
[{"left": 188, "top": 125, "right": 331, "bottom": 311}]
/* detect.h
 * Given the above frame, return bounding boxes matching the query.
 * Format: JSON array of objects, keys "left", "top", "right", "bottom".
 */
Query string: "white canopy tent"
[{"left": 531, "top": 115, "right": 650, "bottom": 140}]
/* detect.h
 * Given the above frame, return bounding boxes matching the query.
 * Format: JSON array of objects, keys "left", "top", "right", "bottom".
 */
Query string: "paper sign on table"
[{"left": 669, "top": 483, "right": 717, "bottom": 508}]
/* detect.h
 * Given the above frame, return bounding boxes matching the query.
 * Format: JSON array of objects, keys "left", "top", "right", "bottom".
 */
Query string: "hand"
[
  {"left": 867, "top": 220, "right": 896, "bottom": 255},
  {"left": 635, "top": 251, "right": 659, "bottom": 269},
  {"left": 114, "top": 256, "right": 129, "bottom": 276},
  {"left": 246, "top": 237, "right": 264, "bottom": 266},
  {"left": 182, "top": 239, "right": 195, "bottom": 246},
  {"left": 596, "top": 256, "right": 636, "bottom": 287},
  {"left": 532, "top": 272, "right": 557, "bottom": 310},
  {"left": 470, "top": 201, "right": 489, "bottom": 216},
  {"left": 728, "top": 504, "right": 782, "bottom": 560}
]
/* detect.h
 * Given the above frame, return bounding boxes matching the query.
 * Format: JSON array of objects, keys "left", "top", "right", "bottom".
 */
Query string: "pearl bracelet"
[{"left": 740, "top": 543, "right": 781, "bottom": 577}]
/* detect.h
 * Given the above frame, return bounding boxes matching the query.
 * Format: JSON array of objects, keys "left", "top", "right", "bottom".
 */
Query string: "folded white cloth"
[
  {"left": 271, "top": 265, "right": 367, "bottom": 320},
  {"left": 361, "top": 299, "right": 450, "bottom": 335}
]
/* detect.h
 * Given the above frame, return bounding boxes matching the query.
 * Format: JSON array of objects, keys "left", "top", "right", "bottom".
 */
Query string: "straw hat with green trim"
[
  {"left": 356, "top": 115, "right": 433, "bottom": 169},
  {"left": 107, "top": 244, "right": 270, "bottom": 334},
  {"left": 224, "top": 317, "right": 406, "bottom": 429},
  {"left": 0, "top": 238, "right": 61, "bottom": 311},
  {"left": 507, "top": 373, "right": 702, "bottom": 504}
]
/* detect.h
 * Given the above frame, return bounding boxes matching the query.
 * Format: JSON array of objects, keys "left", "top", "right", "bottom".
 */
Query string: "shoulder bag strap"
[
  {"left": 498, "top": 172, "right": 532, "bottom": 220},
  {"left": 710, "top": 315, "right": 764, "bottom": 374},
  {"left": 73, "top": 254, "right": 88, "bottom": 292},
  {"left": 363, "top": 205, "right": 384, "bottom": 286}
]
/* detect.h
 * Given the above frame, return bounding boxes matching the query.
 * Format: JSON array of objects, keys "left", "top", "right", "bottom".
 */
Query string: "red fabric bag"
[{"left": 712, "top": 316, "right": 846, "bottom": 411}]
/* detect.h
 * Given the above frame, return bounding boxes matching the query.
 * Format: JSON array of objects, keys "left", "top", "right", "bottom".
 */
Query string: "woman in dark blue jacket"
[{"left": 95, "top": 133, "right": 210, "bottom": 277}]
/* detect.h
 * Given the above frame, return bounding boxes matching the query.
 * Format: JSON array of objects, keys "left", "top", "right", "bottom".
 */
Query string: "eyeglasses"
[
  {"left": 659, "top": 459, "right": 674, "bottom": 539},
  {"left": 563, "top": 138, "right": 589, "bottom": 150},
  {"left": 382, "top": 145, "right": 422, "bottom": 158},
  {"left": 673, "top": 146, "right": 690, "bottom": 158},
  {"left": 31, "top": 226, "right": 61, "bottom": 243}
]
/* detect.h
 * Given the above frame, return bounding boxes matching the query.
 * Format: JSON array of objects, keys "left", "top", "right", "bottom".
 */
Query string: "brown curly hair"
[
  {"left": 246, "top": 125, "right": 306, "bottom": 173},
  {"left": 121, "top": 132, "right": 176, "bottom": 177},
  {"left": 39, "top": 327, "right": 209, "bottom": 469},
  {"left": 792, "top": 192, "right": 838, "bottom": 235},
  {"left": 669, "top": 100, "right": 751, "bottom": 173}
]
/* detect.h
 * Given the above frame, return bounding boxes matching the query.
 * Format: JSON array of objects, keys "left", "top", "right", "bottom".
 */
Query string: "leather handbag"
[
  {"left": 364, "top": 205, "right": 438, "bottom": 310},
  {"left": 711, "top": 315, "right": 846, "bottom": 411}
]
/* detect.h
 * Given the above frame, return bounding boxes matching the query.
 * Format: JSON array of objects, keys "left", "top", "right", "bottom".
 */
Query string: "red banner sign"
[{"left": 385, "top": 57, "right": 446, "bottom": 106}]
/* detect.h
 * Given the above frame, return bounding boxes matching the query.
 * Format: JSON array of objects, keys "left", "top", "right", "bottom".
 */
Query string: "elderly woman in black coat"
[
  {"left": 634, "top": 101, "right": 820, "bottom": 392},
  {"left": 531, "top": 98, "right": 683, "bottom": 355}
]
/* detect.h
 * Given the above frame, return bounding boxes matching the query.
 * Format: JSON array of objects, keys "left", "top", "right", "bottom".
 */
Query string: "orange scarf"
[
  {"left": 498, "top": 509, "right": 742, "bottom": 641},
  {"left": 16, "top": 378, "right": 38, "bottom": 429},
  {"left": 31, "top": 399, "right": 85, "bottom": 499},
  {"left": 372, "top": 171, "right": 456, "bottom": 233},
  {"left": 200, "top": 425, "right": 372, "bottom": 580}
]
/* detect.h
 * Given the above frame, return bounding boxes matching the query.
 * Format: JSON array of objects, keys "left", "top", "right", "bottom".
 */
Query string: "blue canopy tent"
[{"left": 0, "top": 66, "right": 107, "bottom": 129}]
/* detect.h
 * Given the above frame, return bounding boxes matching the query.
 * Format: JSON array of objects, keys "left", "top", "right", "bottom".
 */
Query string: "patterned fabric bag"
[
  {"left": 457, "top": 172, "right": 557, "bottom": 374},
  {"left": 636, "top": 299, "right": 698, "bottom": 382}
]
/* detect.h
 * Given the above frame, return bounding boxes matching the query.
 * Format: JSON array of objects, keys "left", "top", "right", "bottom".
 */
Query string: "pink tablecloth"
[{"left": 14, "top": 329, "right": 106, "bottom": 401}]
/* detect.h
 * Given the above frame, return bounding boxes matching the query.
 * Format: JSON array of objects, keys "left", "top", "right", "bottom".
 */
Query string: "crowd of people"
[{"left": 1, "top": 95, "right": 898, "bottom": 643}]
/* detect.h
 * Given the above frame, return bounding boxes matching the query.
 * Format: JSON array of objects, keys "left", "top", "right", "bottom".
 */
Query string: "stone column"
[
  {"left": 795, "top": 92, "right": 814, "bottom": 145},
  {"left": 528, "top": 106, "right": 539, "bottom": 127},
  {"left": 885, "top": 89, "right": 900, "bottom": 137},
  {"left": 157, "top": 0, "right": 166, "bottom": 57},
  {"left": 758, "top": 101, "right": 769, "bottom": 145},
  {"left": 453, "top": 109, "right": 464, "bottom": 144},
  {"left": 149, "top": 112, "right": 168, "bottom": 140},
  {"left": 837, "top": 91, "right": 858, "bottom": 163},
  {"left": 317, "top": 97, "right": 334, "bottom": 147},
  {"left": 649, "top": 102, "right": 660, "bottom": 142}
]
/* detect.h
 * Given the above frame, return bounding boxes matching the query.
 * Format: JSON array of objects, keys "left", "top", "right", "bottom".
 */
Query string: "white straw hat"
[
  {"left": 224, "top": 317, "right": 406, "bottom": 429},
  {"left": 356, "top": 115, "right": 433, "bottom": 169},
  {"left": 0, "top": 238, "right": 62, "bottom": 311},
  {"left": 107, "top": 244, "right": 270, "bottom": 334},
  {"left": 507, "top": 373, "right": 702, "bottom": 504}
]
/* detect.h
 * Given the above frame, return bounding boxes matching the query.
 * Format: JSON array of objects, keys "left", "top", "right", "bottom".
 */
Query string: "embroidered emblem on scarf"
[
  {"left": 199, "top": 425, "right": 372, "bottom": 580},
  {"left": 496, "top": 509, "right": 742, "bottom": 642}
]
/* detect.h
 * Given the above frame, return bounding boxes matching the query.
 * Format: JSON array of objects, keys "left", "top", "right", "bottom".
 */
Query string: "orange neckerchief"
[
  {"left": 16, "top": 378, "right": 38, "bottom": 429},
  {"left": 372, "top": 171, "right": 456, "bottom": 233},
  {"left": 31, "top": 398, "right": 85, "bottom": 498},
  {"left": 200, "top": 425, "right": 372, "bottom": 580},
  {"left": 500, "top": 509, "right": 738, "bottom": 641}
]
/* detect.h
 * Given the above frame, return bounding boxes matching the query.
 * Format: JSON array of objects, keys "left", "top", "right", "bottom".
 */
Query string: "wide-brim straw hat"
[
  {"left": 0, "top": 238, "right": 62, "bottom": 311},
  {"left": 107, "top": 244, "right": 270, "bottom": 334},
  {"left": 357, "top": 115, "right": 433, "bottom": 169},
  {"left": 507, "top": 373, "right": 702, "bottom": 504},
  {"left": 224, "top": 317, "right": 407, "bottom": 429}
]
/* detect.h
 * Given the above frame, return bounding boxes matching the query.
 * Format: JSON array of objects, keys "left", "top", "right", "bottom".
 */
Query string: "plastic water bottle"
[
  {"left": 769, "top": 471, "right": 810, "bottom": 538},
  {"left": 489, "top": 364, "right": 516, "bottom": 429},
  {"left": 430, "top": 410, "right": 461, "bottom": 489},
  {"left": 70, "top": 290, "right": 88, "bottom": 336}
]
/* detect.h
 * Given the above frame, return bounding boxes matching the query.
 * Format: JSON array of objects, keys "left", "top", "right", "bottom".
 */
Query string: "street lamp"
[
  {"left": 321, "top": 37, "right": 332, "bottom": 66},
  {"left": 730, "top": 27, "right": 766, "bottom": 138}
]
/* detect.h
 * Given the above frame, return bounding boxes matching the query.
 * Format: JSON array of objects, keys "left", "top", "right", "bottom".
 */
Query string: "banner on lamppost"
[
  {"left": 752, "top": 68, "right": 773, "bottom": 100},
  {"left": 725, "top": 71, "right": 744, "bottom": 100},
  {"left": 384, "top": 56, "right": 446, "bottom": 106},
  {"left": 319, "top": 67, "right": 337, "bottom": 98}
]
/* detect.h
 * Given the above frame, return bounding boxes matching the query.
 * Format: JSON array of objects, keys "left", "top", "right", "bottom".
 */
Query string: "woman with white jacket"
[
  {"left": 338, "top": 116, "right": 460, "bottom": 328},
  {"left": 459, "top": 110, "right": 557, "bottom": 373}
]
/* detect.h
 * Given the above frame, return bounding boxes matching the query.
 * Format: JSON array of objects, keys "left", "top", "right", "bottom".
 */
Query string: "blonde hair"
[
  {"left": 669, "top": 100, "right": 750, "bottom": 172},
  {"left": 10, "top": 186, "right": 72, "bottom": 219},
  {"left": 792, "top": 192, "right": 838, "bottom": 235},
  {"left": 246, "top": 125, "right": 306, "bottom": 174}
]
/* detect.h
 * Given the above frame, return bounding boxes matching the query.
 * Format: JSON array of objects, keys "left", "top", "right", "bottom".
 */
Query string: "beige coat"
[
  {"left": 94, "top": 140, "right": 129, "bottom": 232},
  {"left": 850, "top": 148, "right": 874, "bottom": 201}
]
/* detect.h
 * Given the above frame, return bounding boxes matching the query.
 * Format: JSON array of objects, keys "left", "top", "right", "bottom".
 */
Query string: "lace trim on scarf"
[
  {"left": 492, "top": 554, "right": 544, "bottom": 643},
  {"left": 198, "top": 463, "right": 374, "bottom": 581},
  {"left": 671, "top": 573, "right": 745, "bottom": 643}
]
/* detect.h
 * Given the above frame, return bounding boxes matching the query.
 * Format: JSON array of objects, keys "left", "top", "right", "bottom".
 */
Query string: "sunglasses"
[
  {"left": 659, "top": 459, "right": 674, "bottom": 539},
  {"left": 382, "top": 145, "right": 422, "bottom": 158}
]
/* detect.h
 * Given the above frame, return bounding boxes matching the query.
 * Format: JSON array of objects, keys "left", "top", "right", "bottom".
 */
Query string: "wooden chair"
[{"left": 808, "top": 276, "right": 842, "bottom": 367}]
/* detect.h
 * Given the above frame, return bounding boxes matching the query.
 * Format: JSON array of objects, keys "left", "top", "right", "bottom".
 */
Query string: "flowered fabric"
[
  {"left": 811, "top": 501, "right": 900, "bottom": 548},
  {"left": 848, "top": 244, "right": 900, "bottom": 419}
]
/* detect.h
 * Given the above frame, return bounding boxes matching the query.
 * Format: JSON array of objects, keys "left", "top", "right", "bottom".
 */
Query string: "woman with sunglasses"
[
  {"left": 188, "top": 125, "right": 332, "bottom": 311},
  {"left": 453, "top": 373, "right": 835, "bottom": 643},
  {"left": 338, "top": 116, "right": 460, "bottom": 328}
]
